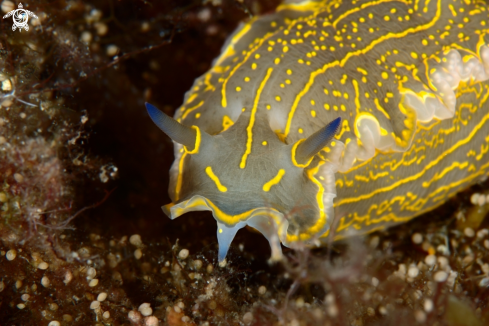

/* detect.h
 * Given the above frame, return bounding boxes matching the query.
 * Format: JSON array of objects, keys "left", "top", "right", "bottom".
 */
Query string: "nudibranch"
[{"left": 147, "top": 0, "right": 489, "bottom": 262}]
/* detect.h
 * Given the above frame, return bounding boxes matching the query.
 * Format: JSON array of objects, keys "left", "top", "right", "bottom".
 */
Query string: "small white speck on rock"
[
  {"left": 366, "top": 307, "right": 375, "bottom": 317},
  {"left": 369, "top": 236, "right": 380, "bottom": 249},
  {"left": 325, "top": 293, "right": 335, "bottom": 305},
  {"left": 106, "top": 44, "right": 119, "bottom": 57},
  {"left": 179, "top": 249, "right": 189, "bottom": 259},
  {"left": 206, "top": 264, "right": 214, "bottom": 273},
  {"left": 97, "top": 292, "right": 107, "bottom": 302},
  {"left": 145, "top": 316, "right": 159, "bottom": 326},
  {"left": 289, "top": 319, "right": 300, "bottom": 326},
  {"left": 411, "top": 233, "right": 423, "bottom": 244},
  {"left": 80, "top": 31, "right": 92, "bottom": 44},
  {"left": 327, "top": 304, "right": 339, "bottom": 317},
  {"left": 208, "top": 300, "right": 217, "bottom": 310},
  {"left": 13, "top": 173, "right": 24, "bottom": 183},
  {"left": 94, "top": 22, "right": 108, "bottom": 36},
  {"left": 140, "top": 21, "right": 150, "bottom": 32},
  {"left": 478, "top": 278, "right": 489, "bottom": 287},
  {"left": 130, "top": 234, "right": 143, "bottom": 246},
  {"left": 21, "top": 294, "right": 30, "bottom": 301},
  {"left": 103, "top": 311, "right": 110, "bottom": 319},
  {"left": 407, "top": 265, "right": 419, "bottom": 278},
  {"left": 243, "top": 312, "right": 253, "bottom": 325},
  {"left": 378, "top": 306, "right": 388, "bottom": 315},
  {"left": 436, "top": 244, "right": 449, "bottom": 255},
  {"left": 134, "top": 249, "right": 143, "bottom": 260},
  {"left": 437, "top": 256, "right": 449, "bottom": 269},
  {"left": 193, "top": 259, "right": 203, "bottom": 269},
  {"left": 128, "top": 311, "right": 142, "bottom": 323},
  {"left": 181, "top": 316, "right": 191, "bottom": 323},
  {"left": 477, "top": 229, "right": 489, "bottom": 239},
  {"left": 90, "top": 301, "right": 101, "bottom": 310},
  {"left": 471, "top": 193, "right": 480, "bottom": 205},
  {"left": 371, "top": 277, "right": 379, "bottom": 287},
  {"left": 1, "top": 1, "right": 15, "bottom": 13},
  {"left": 424, "top": 299, "right": 433, "bottom": 312},
  {"left": 38, "top": 262, "right": 49, "bottom": 270},
  {"left": 17, "top": 303, "right": 26, "bottom": 309},
  {"left": 138, "top": 303, "right": 153, "bottom": 317},
  {"left": 425, "top": 255, "right": 436, "bottom": 266},
  {"left": 89, "top": 279, "right": 99, "bottom": 287},
  {"left": 47, "top": 321, "right": 60, "bottom": 326},
  {"left": 197, "top": 8, "right": 211, "bottom": 22},
  {"left": 414, "top": 310, "right": 426, "bottom": 323},
  {"left": 482, "top": 263, "right": 489, "bottom": 274},
  {"left": 258, "top": 286, "right": 267, "bottom": 295},
  {"left": 41, "top": 276, "right": 50, "bottom": 287},
  {"left": 434, "top": 271, "right": 448, "bottom": 282},
  {"left": 464, "top": 227, "right": 475, "bottom": 238},
  {"left": 6, "top": 249, "right": 16, "bottom": 261},
  {"left": 478, "top": 194, "right": 487, "bottom": 206},
  {"left": 64, "top": 270, "right": 73, "bottom": 285},
  {"left": 86, "top": 267, "right": 97, "bottom": 280},
  {"left": 295, "top": 297, "right": 305, "bottom": 308}
]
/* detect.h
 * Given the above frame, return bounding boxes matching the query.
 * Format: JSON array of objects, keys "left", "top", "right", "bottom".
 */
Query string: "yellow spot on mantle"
[
  {"left": 205, "top": 166, "right": 228, "bottom": 192},
  {"left": 222, "top": 115, "right": 233, "bottom": 131},
  {"left": 184, "top": 125, "right": 201, "bottom": 154},
  {"left": 240, "top": 67, "right": 273, "bottom": 169},
  {"left": 263, "top": 169, "right": 286, "bottom": 192}
]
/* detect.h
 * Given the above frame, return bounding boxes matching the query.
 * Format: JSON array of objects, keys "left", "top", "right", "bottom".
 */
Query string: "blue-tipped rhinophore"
[
  {"left": 296, "top": 117, "right": 342, "bottom": 163},
  {"left": 145, "top": 102, "right": 197, "bottom": 149}
]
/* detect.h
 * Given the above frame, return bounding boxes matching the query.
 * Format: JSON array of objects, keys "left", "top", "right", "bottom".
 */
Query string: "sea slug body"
[{"left": 146, "top": 0, "right": 489, "bottom": 262}]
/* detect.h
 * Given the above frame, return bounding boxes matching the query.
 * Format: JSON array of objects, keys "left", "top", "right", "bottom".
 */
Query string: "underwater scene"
[{"left": 1, "top": 0, "right": 489, "bottom": 325}]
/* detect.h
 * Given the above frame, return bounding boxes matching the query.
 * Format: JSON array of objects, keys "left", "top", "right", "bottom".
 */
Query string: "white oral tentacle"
[{"left": 216, "top": 221, "right": 246, "bottom": 262}]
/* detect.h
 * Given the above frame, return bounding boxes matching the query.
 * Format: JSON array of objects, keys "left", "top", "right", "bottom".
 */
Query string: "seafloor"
[{"left": 0, "top": 1, "right": 488, "bottom": 325}]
